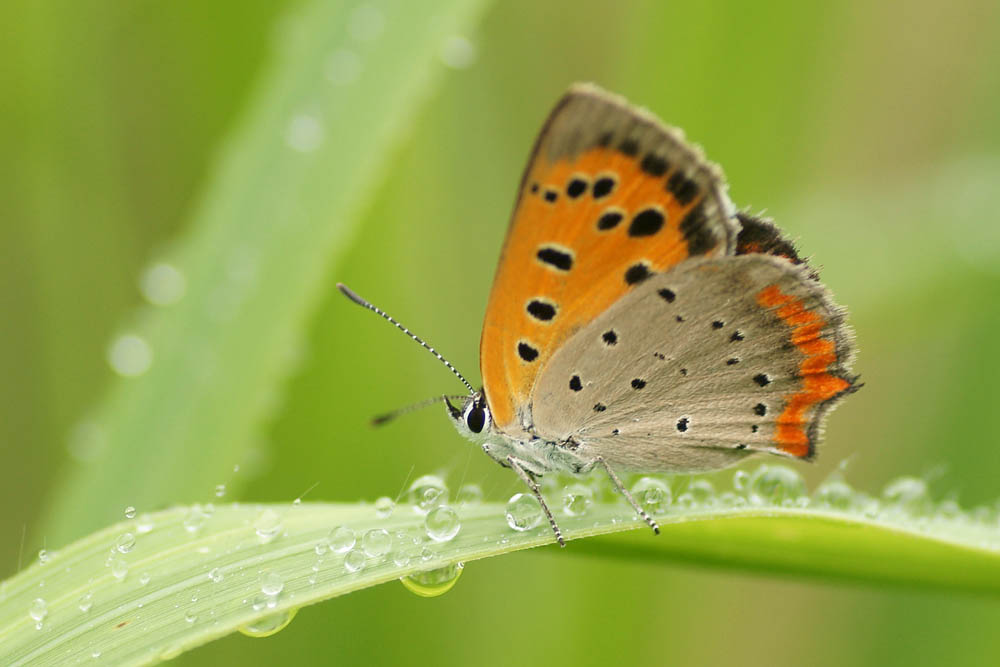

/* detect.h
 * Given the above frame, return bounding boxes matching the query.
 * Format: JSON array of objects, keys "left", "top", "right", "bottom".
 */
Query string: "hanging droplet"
[
  {"left": 238, "top": 609, "right": 298, "bottom": 638},
  {"left": 400, "top": 562, "right": 465, "bottom": 597}
]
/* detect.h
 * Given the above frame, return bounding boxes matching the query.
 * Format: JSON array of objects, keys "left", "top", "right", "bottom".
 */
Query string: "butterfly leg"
[
  {"left": 594, "top": 457, "right": 660, "bottom": 535},
  {"left": 506, "top": 455, "right": 566, "bottom": 548}
]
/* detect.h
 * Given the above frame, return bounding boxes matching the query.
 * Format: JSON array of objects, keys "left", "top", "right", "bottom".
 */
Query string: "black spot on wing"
[
  {"left": 628, "top": 208, "right": 665, "bottom": 237},
  {"left": 640, "top": 153, "right": 669, "bottom": 177},
  {"left": 526, "top": 299, "right": 556, "bottom": 321},
  {"left": 517, "top": 342, "right": 539, "bottom": 362},
  {"left": 566, "top": 177, "right": 588, "bottom": 199},
  {"left": 569, "top": 375, "right": 582, "bottom": 392},
  {"left": 537, "top": 245, "right": 573, "bottom": 271},
  {"left": 625, "top": 263, "right": 652, "bottom": 285},
  {"left": 592, "top": 176, "right": 616, "bottom": 199},
  {"left": 596, "top": 210, "right": 623, "bottom": 231}
]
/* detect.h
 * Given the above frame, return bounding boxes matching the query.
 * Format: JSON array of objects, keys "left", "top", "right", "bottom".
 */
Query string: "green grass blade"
[
  {"left": 40, "top": 0, "right": 490, "bottom": 545},
  {"left": 6, "top": 467, "right": 1000, "bottom": 664}
]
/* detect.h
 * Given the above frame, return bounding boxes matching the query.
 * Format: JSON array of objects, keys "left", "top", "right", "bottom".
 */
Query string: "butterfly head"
[{"left": 446, "top": 391, "right": 492, "bottom": 441}]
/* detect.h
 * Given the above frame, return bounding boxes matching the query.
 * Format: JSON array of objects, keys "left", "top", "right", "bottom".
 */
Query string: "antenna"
[
  {"left": 337, "top": 283, "right": 477, "bottom": 396},
  {"left": 371, "top": 394, "right": 468, "bottom": 426}
]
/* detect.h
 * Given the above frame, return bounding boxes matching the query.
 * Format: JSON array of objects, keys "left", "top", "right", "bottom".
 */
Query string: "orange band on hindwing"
[{"left": 756, "top": 284, "right": 852, "bottom": 458}]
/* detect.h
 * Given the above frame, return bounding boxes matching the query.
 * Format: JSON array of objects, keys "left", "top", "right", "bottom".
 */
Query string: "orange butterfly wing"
[{"left": 480, "top": 84, "right": 740, "bottom": 429}]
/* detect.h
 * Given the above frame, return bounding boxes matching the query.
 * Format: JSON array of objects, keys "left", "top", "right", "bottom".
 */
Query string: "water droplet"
[
  {"left": 325, "top": 49, "right": 362, "bottom": 85},
  {"left": 393, "top": 549, "right": 414, "bottom": 567},
  {"left": 348, "top": 3, "right": 385, "bottom": 41},
  {"left": 139, "top": 262, "right": 186, "bottom": 306},
  {"left": 562, "top": 483, "right": 594, "bottom": 517},
  {"left": 505, "top": 493, "right": 543, "bottom": 531},
  {"left": 124, "top": 506, "right": 137, "bottom": 519},
  {"left": 374, "top": 496, "right": 395, "bottom": 519},
  {"left": 184, "top": 611, "right": 197, "bottom": 624},
  {"left": 91, "top": 650, "right": 101, "bottom": 659},
  {"left": 208, "top": 567, "right": 224, "bottom": 583},
  {"left": 254, "top": 509, "right": 283, "bottom": 544},
  {"left": 286, "top": 114, "right": 324, "bottom": 153},
  {"left": 400, "top": 562, "right": 464, "bottom": 597},
  {"left": 733, "top": 469, "right": 750, "bottom": 493},
  {"left": 107, "top": 333, "right": 153, "bottom": 377},
  {"left": 292, "top": 497, "right": 302, "bottom": 507},
  {"left": 425, "top": 506, "right": 461, "bottom": 542},
  {"left": 37, "top": 549, "right": 52, "bottom": 565},
  {"left": 260, "top": 572, "right": 284, "bottom": 597},
  {"left": 456, "top": 483, "right": 483, "bottom": 506},
  {"left": 362, "top": 528, "right": 392, "bottom": 557},
  {"left": 238, "top": 608, "right": 298, "bottom": 638},
  {"left": 748, "top": 464, "right": 806, "bottom": 505},
  {"left": 328, "top": 525, "right": 356, "bottom": 553},
  {"left": 184, "top": 505, "right": 210, "bottom": 534},
  {"left": 29, "top": 598, "right": 47, "bottom": 627},
  {"left": 139, "top": 572, "right": 151, "bottom": 586},
  {"left": 110, "top": 557, "right": 128, "bottom": 581},
  {"left": 214, "top": 484, "right": 226, "bottom": 498},
  {"left": 136, "top": 514, "right": 154, "bottom": 534},
  {"left": 344, "top": 548, "right": 366, "bottom": 573},
  {"left": 78, "top": 592, "right": 93, "bottom": 613},
  {"left": 882, "top": 476, "right": 931, "bottom": 517},
  {"left": 688, "top": 479, "right": 716, "bottom": 507},
  {"left": 67, "top": 420, "right": 109, "bottom": 462},
  {"left": 408, "top": 475, "right": 448, "bottom": 515},
  {"left": 630, "top": 477, "right": 672, "bottom": 515},
  {"left": 813, "top": 478, "right": 857, "bottom": 511},
  {"left": 314, "top": 540, "right": 329, "bottom": 556},
  {"left": 115, "top": 532, "right": 136, "bottom": 554},
  {"left": 439, "top": 35, "right": 477, "bottom": 69}
]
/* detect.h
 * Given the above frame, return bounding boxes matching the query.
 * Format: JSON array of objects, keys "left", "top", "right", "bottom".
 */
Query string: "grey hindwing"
[{"left": 530, "top": 254, "right": 853, "bottom": 472}]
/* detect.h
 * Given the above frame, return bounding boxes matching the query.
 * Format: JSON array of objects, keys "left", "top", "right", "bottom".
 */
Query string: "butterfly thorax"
[{"left": 447, "top": 392, "right": 591, "bottom": 477}]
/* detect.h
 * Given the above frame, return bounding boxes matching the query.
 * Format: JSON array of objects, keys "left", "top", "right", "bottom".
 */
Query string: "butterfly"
[{"left": 340, "top": 83, "right": 858, "bottom": 546}]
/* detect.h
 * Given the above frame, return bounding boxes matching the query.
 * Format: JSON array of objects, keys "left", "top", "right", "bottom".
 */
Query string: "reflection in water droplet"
[
  {"left": 115, "top": 532, "right": 136, "bottom": 554},
  {"left": 286, "top": 114, "right": 325, "bottom": 153},
  {"left": 630, "top": 477, "right": 672, "bottom": 515},
  {"left": 344, "top": 548, "right": 366, "bottom": 573},
  {"left": 184, "top": 611, "right": 197, "bottom": 624},
  {"left": 107, "top": 333, "right": 153, "bottom": 377},
  {"left": 238, "top": 608, "right": 299, "bottom": 638},
  {"left": 362, "top": 529, "right": 392, "bottom": 557},
  {"left": 505, "top": 493, "right": 543, "bottom": 531},
  {"left": 374, "top": 496, "right": 395, "bottom": 519},
  {"left": 748, "top": 465, "right": 806, "bottom": 505},
  {"left": 139, "top": 262, "right": 186, "bottom": 306},
  {"left": 254, "top": 509, "right": 284, "bottom": 544},
  {"left": 328, "top": 526, "right": 356, "bottom": 553},
  {"left": 124, "top": 505, "right": 137, "bottom": 519},
  {"left": 326, "top": 49, "right": 362, "bottom": 85},
  {"left": 348, "top": 3, "right": 385, "bottom": 41},
  {"left": 562, "top": 484, "right": 594, "bottom": 517},
  {"left": 424, "top": 506, "right": 461, "bottom": 542},
  {"left": 400, "top": 562, "right": 464, "bottom": 597},
  {"left": 439, "top": 35, "right": 477, "bottom": 69},
  {"left": 408, "top": 475, "right": 448, "bottom": 515}
]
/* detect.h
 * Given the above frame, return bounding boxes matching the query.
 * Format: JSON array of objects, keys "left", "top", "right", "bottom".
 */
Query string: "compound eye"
[{"left": 466, "top": 405, "right": 486, "bottom": 434}]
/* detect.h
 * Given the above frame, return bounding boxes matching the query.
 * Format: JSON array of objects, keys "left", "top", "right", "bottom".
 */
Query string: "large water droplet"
[
  {"left": 139, "top": 262, "right": 186, "bottom": 306},
  {"left": 260, "top": 572, "right": 284, "bottom": 597},
  {"left": 882, "top": 477, "right": 931, "bottom": 517},
  {"left": 362, "top": 528, "right": 392, "bottom": 557},
  {"left": 425, "top": 506, "right": 461, "bottom": 542},
  {"left": 374, "top": 496, "right": 395, "bottom": 519},
  {"left": 400, "top": 562, "right": 464, "bottom": 597},
  {"left": 238, "top": 608, "right": 298, "bottom": 638},
  {"left": 344, "top": 548, "right": 366, "bottom": 573},
  {"left": 29, "top": 598, "right": 48, "bottom": 625},
  {"left": 748, "top": 465, "right": 806, "bottom": 505},
  {"left": 562, "top": 483, "right": 594, "bottom": 517},
  {"left": 107, "top": 333, "right": 153, "bottom": 377},
  {"left": 328, "top": 525, "right": 356, "bottom": 553},
  {"left": 630, "top": 477, "right": 672, "bottom": 515},
  {"left": 254, "top": 509, "right": 284, "bottom": 544},
  {"left": 408, "top": 475, "right": 448, "bottom": 515},
  {"left": 439, "top": 35, "right": 477, "bottom": 69},
  {"left": 505, "top": 493, "right": 543, "bottom": 531}
]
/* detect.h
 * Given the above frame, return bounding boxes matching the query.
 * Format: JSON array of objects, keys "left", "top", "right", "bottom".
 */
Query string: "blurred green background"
[{"left": 3, "top": 0, "right": 1000, "bottom": 665}]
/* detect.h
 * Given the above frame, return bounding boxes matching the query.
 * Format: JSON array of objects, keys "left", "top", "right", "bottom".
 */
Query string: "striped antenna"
[{"left": 337, "top": 283, "right": 477, "bottom": 396}]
